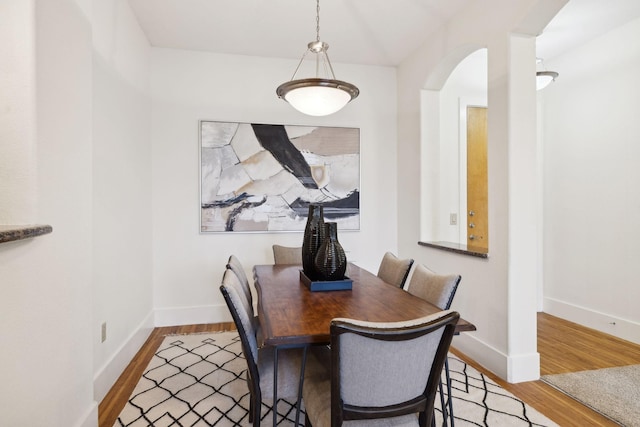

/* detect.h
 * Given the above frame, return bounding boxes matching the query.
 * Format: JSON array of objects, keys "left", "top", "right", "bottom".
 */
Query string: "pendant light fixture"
[
  {"left": 536, "top": 58, "right": 559, "bottom": 91},
  {"left": 276, "top": 0, "right": 359, "bottom": 116}
]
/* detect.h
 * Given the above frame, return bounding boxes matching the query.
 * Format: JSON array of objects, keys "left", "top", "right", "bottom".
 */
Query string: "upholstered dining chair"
[
  {"left": 226, "top": 254, "right": 266, "bottom": 347},
  {"left": 302, "top": 310, "right": 460, "bottom": 427},
  {"left": 376, "top": 251, "right": 414, "bottom": 289},
  {"left": 272, "top": 244, "right": 303, "bottom": 265},
  {"left": 227, "top": 254, "right": 254, "bottom": 308},
  {"left": 405, "top": 264, "right": 462, "bottom": 427},
  {"left": 220, "top": 268, "right": 305, "bottom": 426}
]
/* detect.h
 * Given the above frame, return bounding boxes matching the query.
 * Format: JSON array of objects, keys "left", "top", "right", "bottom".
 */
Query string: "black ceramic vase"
[
  {"left": 314, "top": 222, "right": 347, "bottom": 281},
  {"left": 302, "top": 204, "right": 325, "bottom": 279}
]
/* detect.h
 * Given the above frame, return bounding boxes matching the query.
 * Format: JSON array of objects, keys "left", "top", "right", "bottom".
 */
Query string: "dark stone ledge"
[
  {"left": 0, "top": 224, "right": 53, "bottom": 244},
  {"left": 418, "top": 241, "right": 489, "bottom": 258}
]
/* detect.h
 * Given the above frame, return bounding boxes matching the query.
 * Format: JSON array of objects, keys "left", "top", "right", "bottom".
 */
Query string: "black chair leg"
[
  {"left": 439, "top": 378, "right": 448, "bottom": 427},
  {"left": 445, "top": 358, "right": 454, "bottom": 427}
]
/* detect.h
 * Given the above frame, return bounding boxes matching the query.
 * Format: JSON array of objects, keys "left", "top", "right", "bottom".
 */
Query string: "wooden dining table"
[{"left": 253, "top": 262, "right": 476, "bottom": 426}]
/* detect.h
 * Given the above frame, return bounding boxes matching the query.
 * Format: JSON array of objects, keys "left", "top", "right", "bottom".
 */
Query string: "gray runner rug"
[
  {"left": 114, "top": 332, "right": 557, "bottom": 426},
  {"left": 542, "top": 365, "right": 640, "bottom": 427}
]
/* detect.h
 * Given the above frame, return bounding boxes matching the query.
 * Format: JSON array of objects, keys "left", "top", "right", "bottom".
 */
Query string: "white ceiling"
[
  {"left": 126, "top": 0, "right": 469, "bottom": 66},
  {"left": 536, "top": 0, "right": 640, "bottom": 61},
  {"left": 128, "top": 0, "right": 640, "bottom": 67}
]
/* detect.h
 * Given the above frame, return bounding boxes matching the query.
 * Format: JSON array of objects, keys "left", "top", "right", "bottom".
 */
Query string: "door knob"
[
  {"left": 469, "top": 210, "right": 475, "bottom": 216},
  {"left": 469, "top": 234, "right": 476, "bottom": 240},
  {"left": 469, "top": 222, "right": 475, "bottom": 228}
]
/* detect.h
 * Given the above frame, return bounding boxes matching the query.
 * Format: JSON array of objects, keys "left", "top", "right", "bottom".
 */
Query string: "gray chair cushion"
[
  {"left": 377, "top": 252, "right": 414, "bottom": 288},
  {"left": 405, "top": 264, "right": 460, "bottom": 310},
  {"left": 339, "top": 330, "right": 443, "bottom": 407},
  {"left": 272, "top": 244, "right": 303, "bottom": 265},
  {"left": 222, "top": 269, "right": 258, "bottom": 362},
  {"left": 227, "top": 254, "right": 254, "bottom": 309},
  {"left": 303, "top": 369, "right": 420, "bottom": 427}
]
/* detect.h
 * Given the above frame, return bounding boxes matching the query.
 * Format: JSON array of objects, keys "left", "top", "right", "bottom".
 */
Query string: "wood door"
[{"left": 466, "top": 106, "right": 488, "bottom": 249}]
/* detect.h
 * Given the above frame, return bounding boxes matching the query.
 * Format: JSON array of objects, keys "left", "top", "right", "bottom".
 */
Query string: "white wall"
[
  {"left": 397, "top": 0, "right": 566, "bottom": 382},
  {"left": 149, "top": 48, "right": 398, "bottom": 325},
  {"left": 1, "top": 0, "right": 154, "bottom": 424},
  {"left": 0, "top": 1, "right": 37, "bottom": 224},
  {"left": 91, "top": 0, "right": 154, "bottom": 403},
  {"left": 542, "top": 16, "right": 640, "bottom": 343},
  {"left": 0, "top": 0, "right": 96, "bottom": 426}
]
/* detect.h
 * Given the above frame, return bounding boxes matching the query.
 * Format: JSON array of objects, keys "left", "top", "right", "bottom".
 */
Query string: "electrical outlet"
[
  {"left": 101, "top": 322, "right": 107, "bottom": 343},
  {"left": 450, "top": 213, "right": 458, "bottom": 225}
]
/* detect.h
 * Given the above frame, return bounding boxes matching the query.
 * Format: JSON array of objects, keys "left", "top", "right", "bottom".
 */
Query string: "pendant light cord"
[{"left": 316, "top": 0, "right": 321, "bottom": 42}]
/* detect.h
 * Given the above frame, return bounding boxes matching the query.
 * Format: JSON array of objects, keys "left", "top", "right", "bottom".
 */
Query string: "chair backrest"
[
  {"left": 219, "top": 268, "right": 261, "bottom": 403},
  {"left": 227, "top": 254, "right": 253, "bottom": 308},
  {"left": 272, "top": 245, "right": 303, "bottom": 265},
  {"left": 330, "top": 311, "right": 460, "bottom": 426},
  {"left": 406, "top": 264, "right": 461, "bottom": 310},
  {"left": 376, "top": 251, "right": 414, "bottom": 288}
]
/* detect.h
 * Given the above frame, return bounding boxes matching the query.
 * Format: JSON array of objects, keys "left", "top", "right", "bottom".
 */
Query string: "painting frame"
[{"left": 199, "top": 120, "right": 360, "bottom": 233}]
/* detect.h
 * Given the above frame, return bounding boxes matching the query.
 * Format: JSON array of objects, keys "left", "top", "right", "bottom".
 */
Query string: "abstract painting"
[{"left": 200, "top": 121, "right": 360, "bottom": 232}]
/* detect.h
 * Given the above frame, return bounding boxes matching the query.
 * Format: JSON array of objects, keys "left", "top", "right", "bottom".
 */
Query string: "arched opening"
[{"left": 420, "top": 48, "right": 488, "bottom": 252}]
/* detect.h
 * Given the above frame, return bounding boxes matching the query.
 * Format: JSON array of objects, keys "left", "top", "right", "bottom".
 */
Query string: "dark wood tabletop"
[{"left": 254, "top": 263, "right": 476, "bottom": 347}]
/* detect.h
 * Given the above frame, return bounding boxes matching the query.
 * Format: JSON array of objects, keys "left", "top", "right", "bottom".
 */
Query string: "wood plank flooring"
[
  {"left": 537, "top": 313, "right": 640, "bottom": 375},
  {"left": 98, "top": 313, "right": 640, "bottom": 427},
  {"left": 452, "top": 313, "right": 640, "bottom": 426}
]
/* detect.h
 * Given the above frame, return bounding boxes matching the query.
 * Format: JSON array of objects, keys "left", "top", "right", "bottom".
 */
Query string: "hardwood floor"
[
  {"left": 99, "top": 313, "right": 640, "bottom": 426},
  {"left": 452, "top": 313, "right": 640, "bottom": 426},
  {"left": 536, "top": 313, "right": 640, "bottom": 375}
]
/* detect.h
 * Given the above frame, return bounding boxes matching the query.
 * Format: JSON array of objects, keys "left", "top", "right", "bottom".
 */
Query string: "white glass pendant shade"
[
  {"left": 536, "top": 70, "right": 558, "bottom": 90},
  {"left": 278, "top": 78, "right": 358, "bottom": 116}
]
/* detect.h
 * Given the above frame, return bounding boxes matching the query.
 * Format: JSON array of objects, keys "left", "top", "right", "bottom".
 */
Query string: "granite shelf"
[
  {"left": 418, "top": 240, "right": 488, "bottom": 258},
  {"left": 0, "top": 224, "right": 53, "bottom": 244}
]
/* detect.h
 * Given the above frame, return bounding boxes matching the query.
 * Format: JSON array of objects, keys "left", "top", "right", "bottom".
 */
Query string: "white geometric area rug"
[{"left": 114, "top": 332, "right": 558, "bottom": 427}]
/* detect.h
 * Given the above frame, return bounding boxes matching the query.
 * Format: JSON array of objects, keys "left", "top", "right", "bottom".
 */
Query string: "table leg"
[
  {"left": 273, "top": 347, "right": 279, "bottom": 427},
  {"left": 294, "top": 346, "right": 308, "bottom": 426}
]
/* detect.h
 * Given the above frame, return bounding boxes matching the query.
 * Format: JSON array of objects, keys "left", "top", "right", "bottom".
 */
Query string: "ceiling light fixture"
[
  {"left": 536, "top": 58, "right": 559, "bottom": 91},
  {"left": 276, "top": 0, "right": 359, "bottom": 116}
]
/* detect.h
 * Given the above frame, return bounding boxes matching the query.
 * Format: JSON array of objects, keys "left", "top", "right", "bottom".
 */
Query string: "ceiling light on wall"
[
  {"left": 276, "top": 0, "right": 359, "bottom": 116},
  {"left": 536, "top": 58, "right": 559, "bottom": 91}
]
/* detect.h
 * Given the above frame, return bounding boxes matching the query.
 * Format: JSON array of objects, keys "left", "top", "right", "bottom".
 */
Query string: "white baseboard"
[
  {"left": 452, "top": 333, "right": 540, "bottom": 383},
  {"left": 507, "top": 351, "right": 540, "bottom": 383},
  {"left": 154, "top": 303, "right": 232, "bottom": 327},
  {"left": 75, "top": 401, "right": 97, "bottom": 427},
  {"left": 452, "top": 333, "right": 508, "bottom": 380},
  {"left": 544, "top": 297, "right": 640, "bottom": 345},
  {"left": 92, "top": 306, "right": 231, "bottom": 410},
  {"left": 93, "top": 311, "right": 154, "bottom": 403}
]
